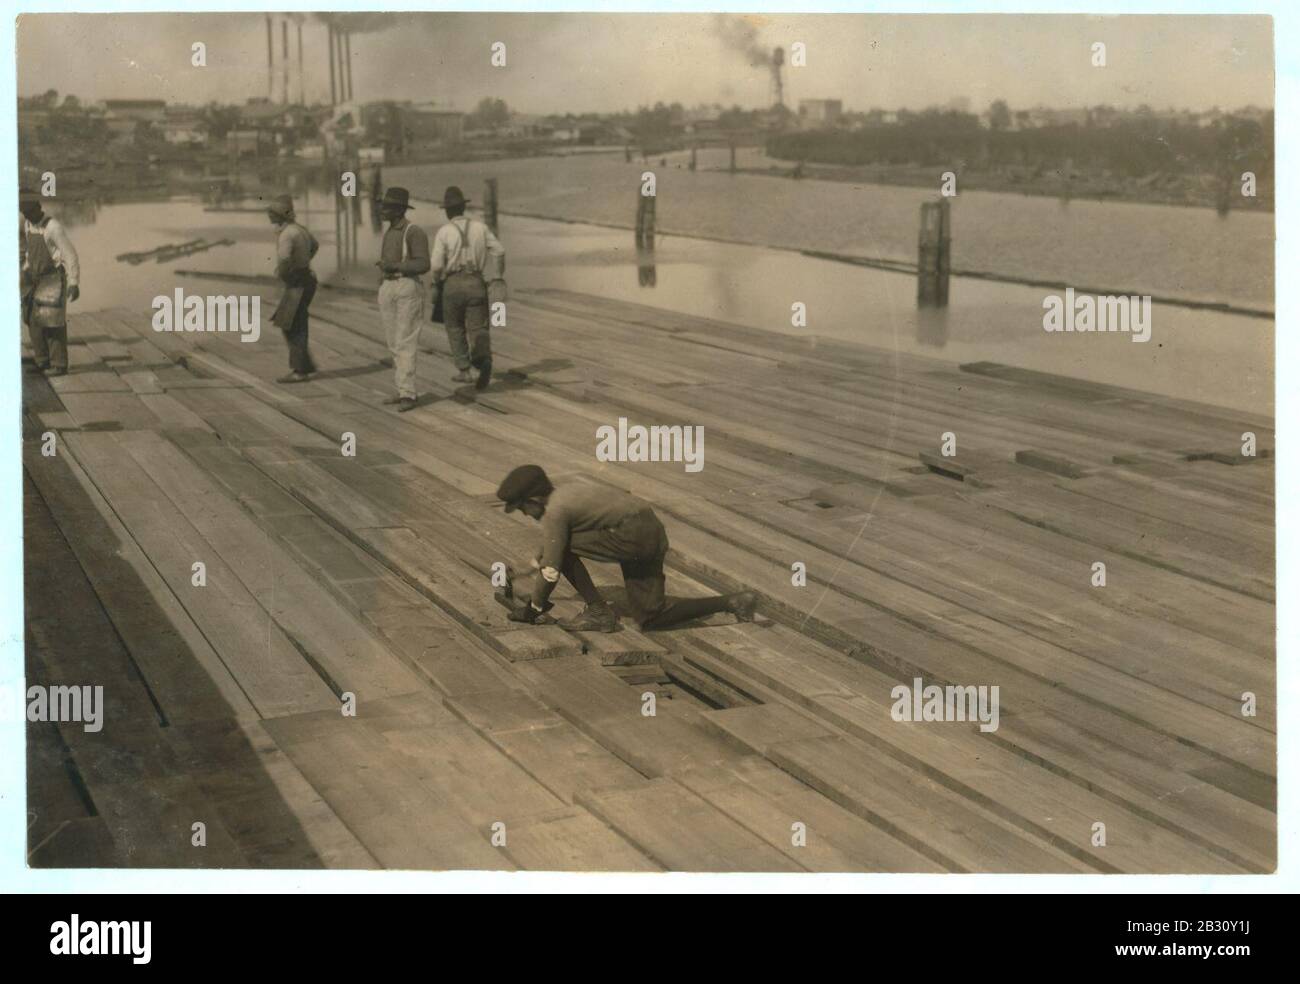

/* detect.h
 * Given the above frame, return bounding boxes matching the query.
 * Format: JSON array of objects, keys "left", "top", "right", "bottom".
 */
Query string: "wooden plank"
[
  {"left": 163, "top": 717, "right": 379, "bottom": 868},
  {"left": 264, "top": 708, "right": 513, "bottom": 870},
  {"left": 573, "top": 627, "right": 667, "bottom": 666},
  {"left": 517, "top": 654, "right": 747, "bottom": 779},
  {"left": 500, "top": 808, "right": 662, "bottom": 871},
  {"left": 58, "top": 392, "right": 162, "bottom": 430},
  {"left": 136, "top": 392, "right": 217, "bottom": 432},
  {"left": 47, "top": 369, "right": 131, "bottom": 394},
  {"left": 121, "top": 370, "right": 165, "bottom": 395},
  {"left": 117, "top": 430, "right": 424, "bottom": 704},
  {"left": 353, "top": 526, "right": 583, "bottom": 661},
  {"left": 768, "top": 736, "right": 1093, "bottom": 873},
  {"left": 693, "top": 636, "right": 1270, "bottom": 873},
  {"left": 63, "top": 432, "right": 339, "bottom": 719},
  {"left": 661, "top": 515, "right": 1274, "bottom": 773},
  {"left": 675, "top": 758, "right": 946, "bottom": 873},
  {"left": 244, "top": 445, "right": 401, "bottom": 530},
  {"left": 576, "top": 778, "right": 803, "bottom": 872},
  {"left": 24, "top": 444, "right": 259, "bottom": 724},
  {"left": 367, "top": 609, "right": 523, "bottom": 696},
  {"left": 445, "top": 690, "right": 649, "bottom": 804},
  {"left": 372, "top": 716, "right": 570, "bottom": 826}
]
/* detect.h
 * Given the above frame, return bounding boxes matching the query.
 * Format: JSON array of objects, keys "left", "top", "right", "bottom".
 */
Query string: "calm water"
[
  {"left": 46, "top": 161, "right": 1273, "bottom": 416},
  {"left": 391, "top": 150, "right": 1275, "bottom": 311}
]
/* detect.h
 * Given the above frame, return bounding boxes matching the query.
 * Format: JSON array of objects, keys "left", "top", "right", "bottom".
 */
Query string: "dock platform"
[{"left": 23, "top": 281, "right": 1275, "bottom": 873}]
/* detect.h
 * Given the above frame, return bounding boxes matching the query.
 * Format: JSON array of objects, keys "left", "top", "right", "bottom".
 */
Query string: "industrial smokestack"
[
  {"left": 281, "top": 19, "right": 290, "bottom": 105},
  {"left": 345, "top": 31, "right": 353, "bottom": 101},
  {"left": 770, "top": 46, "right": 785, "bottom": 109},
  {"left": 297, "top": 20, "right": 305, "bottom": 105},
  {"left": 328, "top": 24, "right": 337, "bottom": 105},
  {"left": 266, "top": 15, "right": 274, "bottom": 101},
  {"left": 335, "top": 28, "right": 347, "bottom": 102}
]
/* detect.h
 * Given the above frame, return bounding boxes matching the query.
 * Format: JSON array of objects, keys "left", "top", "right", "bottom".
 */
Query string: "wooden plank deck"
[{"left": 21, "top": 281, "right": 1274, "bottom": 873}]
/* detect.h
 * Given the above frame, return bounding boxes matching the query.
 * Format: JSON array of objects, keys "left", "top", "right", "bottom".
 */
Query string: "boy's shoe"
[
  {"left": 382, "top": 394, "right": 404, "bottom": 404},
  {"left": 27, "top": 362, "right": 47, "bottom": 375},
  {"left": 276, "top": 371, "right": 312, "bottom": 384},
  {"left": 475, "top": 358, "right": 493, "bottom": 391},
  {"left": 396, "top": 397, "right": 418, "bottom": 412},
  {"left": 46, "top": 367, "right": 68, "bottom": 377},
  {"left": 558, "top": 604, "right": 619, "bottom": 633},
  {"left": 725, "top": 591, "right": 758, "bottom": 622},
  {"left": 451, "top": 369, "right": 473, "bottom": 383}
]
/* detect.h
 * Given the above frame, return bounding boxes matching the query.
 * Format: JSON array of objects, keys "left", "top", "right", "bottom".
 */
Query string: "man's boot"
[{"left": 558, "top": 603, "right": 619, "bottom": 633}]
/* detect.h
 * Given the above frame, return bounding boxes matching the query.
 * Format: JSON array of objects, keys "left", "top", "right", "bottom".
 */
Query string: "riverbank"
[{"left": 729, "top": 159, "right": 1275, "bottom": 212}]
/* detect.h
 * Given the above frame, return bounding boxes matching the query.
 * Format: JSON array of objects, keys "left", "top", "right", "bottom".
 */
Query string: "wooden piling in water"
[
  {"left": 484, "top": 177, "right": 499, "bottom": 234},
  {"left": 635, "top": 186, "right": 657, "bottom": 249},
  {"left": 917, "top": 199, "right": 951, "bottom": 307},
  {"left": 690, "top": 146, "right": 697, "bottom": 172},
  {"left": 729, "top": 142, "right": 736, "bottom": 174}
]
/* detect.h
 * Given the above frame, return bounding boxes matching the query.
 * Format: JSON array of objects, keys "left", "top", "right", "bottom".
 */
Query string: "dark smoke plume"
[{"left": 711, "top": 13, "right": 771, "bottom": 68}]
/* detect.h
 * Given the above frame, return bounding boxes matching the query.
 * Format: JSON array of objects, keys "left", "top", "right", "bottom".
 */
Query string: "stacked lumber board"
[{"left": 21, "top": 280, "right": 1274, "bottom": 872}]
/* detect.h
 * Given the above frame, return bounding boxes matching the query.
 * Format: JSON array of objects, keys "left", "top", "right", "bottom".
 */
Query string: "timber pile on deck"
[{"left": 23, "top": 280, "right": 1275, "bottom": 872}]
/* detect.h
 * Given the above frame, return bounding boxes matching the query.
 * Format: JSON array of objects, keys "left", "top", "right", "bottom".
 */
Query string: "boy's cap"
[{"left": 496, "top": 465, "right": 553, "bottom": 512}]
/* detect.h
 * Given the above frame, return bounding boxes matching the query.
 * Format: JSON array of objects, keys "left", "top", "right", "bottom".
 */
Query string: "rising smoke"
[
  {"left": 710, "top": 13, "right": 771, "bottom": 68},
  {"left": 313, "top": 13, "right": 402, "bottom": 35}
]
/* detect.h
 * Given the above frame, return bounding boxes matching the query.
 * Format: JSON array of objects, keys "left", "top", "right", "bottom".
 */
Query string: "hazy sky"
[{"left": 17, "top": 12, "right": 1274, "bottom": 114}]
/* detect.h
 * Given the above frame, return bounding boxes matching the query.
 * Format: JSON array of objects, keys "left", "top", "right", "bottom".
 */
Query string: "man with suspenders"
[
  {"left": 430, "top": 185, "right": 505, "bottom": 391},
  {"left": 376, "top": 187, "right": 431, "bottom": 412}
]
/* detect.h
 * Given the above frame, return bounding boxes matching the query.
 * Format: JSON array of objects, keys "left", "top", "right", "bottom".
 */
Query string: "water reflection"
[
  {"left": 636, "top": 246, "right": 657, "bottom": 287},
  {"left": 915, "top": 307, "right": 950, "bottom": 347}
]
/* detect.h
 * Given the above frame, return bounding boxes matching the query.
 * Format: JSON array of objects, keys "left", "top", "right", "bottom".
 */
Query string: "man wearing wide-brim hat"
[
  {"left": 266, "top": 193, "right": 320, "bottom": 383},
  {"left": 20, "top": 187, "right": 80, "bottom": 377},
  {"left": 429, "top": 185, "right": 505, "bottom": 391},
  {"left": 375, "top": 186, "right": 430, "bottom": 411}
]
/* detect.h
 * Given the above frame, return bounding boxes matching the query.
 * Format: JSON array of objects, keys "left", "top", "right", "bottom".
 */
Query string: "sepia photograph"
[{"left": 13, "top": 8, "right": 1277, "bottom": 882}]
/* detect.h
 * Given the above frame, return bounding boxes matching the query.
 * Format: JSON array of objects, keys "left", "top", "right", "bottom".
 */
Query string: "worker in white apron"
[{"left": 20, "top": 189, "right": 80, "bottom": 377}]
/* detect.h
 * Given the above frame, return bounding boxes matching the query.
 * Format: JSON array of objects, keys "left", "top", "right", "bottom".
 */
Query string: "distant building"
[
  {"left": 162, "top": 115, "right": 207, "bottom": 148},
  {"left": 226, "top": 129, "right": 274, "bottom": 158},
  {"left": 100, "top": 99, "right": 167, "bottom": 139},
  {"left": 798, "top": 99, "right": 843, "bottom": 127},
  {"left": 102, "top": 99, "right": 167, "bottom": 122},
  {"left": 1022, "top": 106, "right": 1090, "bottom": 128},
  {"left": 402, "top": 104, "right": 465, "bottom": 146}
]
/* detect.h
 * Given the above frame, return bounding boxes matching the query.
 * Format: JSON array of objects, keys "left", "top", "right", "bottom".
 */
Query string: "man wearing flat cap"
[
  {"left": 430, "top": 185, "right": 505, "bottom": 391},
  {"left": 20, "top": 188, "right": 80, "bottom": 377},
  {"left": 376, "top": 186, "right": 430, "bottom": 411},
  {"left": 496, "top": 464, "right": 757, "bottom": 633},
  {"left": 267, "top": 194, "right": 320, "bottom": 383}
]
